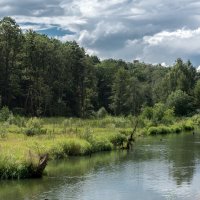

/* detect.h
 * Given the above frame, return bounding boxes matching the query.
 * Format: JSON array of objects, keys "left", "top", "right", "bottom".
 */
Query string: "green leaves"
[
  {"left": 0, "top": 17, "right": 200, "bottom": 118},
  {"left": 166, "top": 90, "right": 195, "bottom": 116}
]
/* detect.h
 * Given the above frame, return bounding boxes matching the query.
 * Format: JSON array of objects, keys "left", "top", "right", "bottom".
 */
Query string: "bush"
[
  {"left": 147, "top": 122, "right": 194, "bottom": 135},
  {"left": 10, "top": 115, "right": 26, "bottom": 127},
  {"left": 191, "top": 114, "right": 200, "bottom": 126},
  {"left": 96, "top": 107, "right": 108, "bottom": 118},
  {"left": 61, "top": 139, "right": 92, "bottom": 156},
  {"left": 0, "top": 107, "right": 11, "bottom": 122},
  {"left": 0, "top": 124, "right": 8, "bottom": 138},
  {"left": 140, "top": 104, "right": 175, "bottom": 126},
  {"left": 182, "top": 120, "right": 194, "bottom": 131},
  {"left": 109, "top": 133, "right": 127, "bottom": 147},
  {"left": 25, "top": 117, "right": 46, "bottom": 136},
  {"left": 166, "top": 90, "right": 195, "bottom": 116},
  {"left": 90, "top": 136, "right": 113, "bottom": 152},
  {"left": 171, "top": 125, "right": 182, "bottom": 133},
  {"left": 148, "top": 126, "right": 171, "bottom": 135},
  {"left": 162, "top": 109, "right": 175, "bottom": 124},
  {"left": 152, "top": 103, "right": 166, "bottom": 125},
  {"left": 141, "top": 106, "right": 153, "bottom": 120}
]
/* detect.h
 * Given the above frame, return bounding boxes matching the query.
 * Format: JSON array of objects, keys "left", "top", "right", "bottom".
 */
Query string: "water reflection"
[
  {"left": 167, "top": 133, "right": 197, "bottom": 186},
  {"left": 0, "top": 151, "right": 128, "bottom": 200},
  {"left": 0, "top": 132, "right": 200, "bottom": 200}
]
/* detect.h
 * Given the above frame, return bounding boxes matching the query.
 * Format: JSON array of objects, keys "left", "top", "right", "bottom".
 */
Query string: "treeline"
[{"left": 0, "top": 17, "right": 200, "bottom": 117}]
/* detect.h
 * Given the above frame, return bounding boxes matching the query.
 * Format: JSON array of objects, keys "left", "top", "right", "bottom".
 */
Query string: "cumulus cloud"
[
  {"left": 142, "top": 28, "right": 200, "bottom": 64},
  {"left": 1, "top": 0, "right": 200, "bottom": 65}
]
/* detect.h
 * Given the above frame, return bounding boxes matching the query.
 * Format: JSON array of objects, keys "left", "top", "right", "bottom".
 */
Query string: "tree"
[
  {"left": 166, "top": 90, "right": 194, "bottom": 116},
  {"left": 22, "top": 30, "right": 53, "bottom": 116},
  {"left": 80, "top": 56, "right": 97, "bottom": 117},
  {"left": 161, "top": 59, "right": 196, "bottom": 100},
  {"left": 0, "top": 17, "right": 23, "bottom": 108},
  {"left": 95, "top": 59, "right": 121, "bottom": 112},
  {"left": 63, "top": 42, "right": 97, "bottom": 117},
  {"left": 125, "top": 77, "right": 144, "bottom": 115},
  {"left": 110, "top": 68, "right": 130, "bottom": 115},
  {"left": 194, "top": 80, "right": 200, "bottom": 108},
  {"left": 0, "top": 17, "right": 198, "bottom": 118}
]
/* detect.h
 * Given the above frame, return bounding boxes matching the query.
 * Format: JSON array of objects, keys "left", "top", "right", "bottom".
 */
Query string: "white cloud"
[
  {"left": 144, "top": 28, "right": 200, "bottom": 46},
  {"left": 197, "top": 66, "right": 200, "bottom": 72},
  {"left": 1, "top": 0, "right": 200, "bottom": 65},
  {"left": 141, "top": 27, "right": 200, "bottom": 64},
  {"left": 14, "top": 15, "right": 87, "bottom": 32},
  {"left": 78, "top": 21, "right": 128, "bottom": 46},
  {"left": 161, "top": 62, "right": 168, "bottom": 67}
]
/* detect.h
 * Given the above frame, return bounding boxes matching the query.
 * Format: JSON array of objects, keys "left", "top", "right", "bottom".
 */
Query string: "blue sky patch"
[{"left": 38, "top": 26, "right": 75, "bottom": 37}]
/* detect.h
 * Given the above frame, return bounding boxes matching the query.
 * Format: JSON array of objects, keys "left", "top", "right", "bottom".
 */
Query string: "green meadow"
[{"left": 0, "top": 110, "right": 197, "bottom": 179}]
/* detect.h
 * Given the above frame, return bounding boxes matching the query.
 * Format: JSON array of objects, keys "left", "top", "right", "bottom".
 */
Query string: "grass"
[
  {"left": 0, "top": 115, "right": 197, "bottom": 179},
  {"left": 0, "top": 116, "right": 130, "bottom": 179},
  {"left": 146, "top": 120, "right": 194, "bottom": 135}
]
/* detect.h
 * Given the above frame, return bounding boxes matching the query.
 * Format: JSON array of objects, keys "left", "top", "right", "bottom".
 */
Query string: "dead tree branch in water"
[
  {"left": 28, "top": 151, "right": 49, "bottom": 178},
  {"left": 125, "top": 117, "right": 138, "bottom": 150}
]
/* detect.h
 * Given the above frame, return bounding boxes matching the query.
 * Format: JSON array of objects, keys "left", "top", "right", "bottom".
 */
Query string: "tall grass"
[
  {"left": 0, "top": 115, "right": 196, "bottom": 179},
  {"left": 147, "top": 120, "right": 194, "bottom": 135}
]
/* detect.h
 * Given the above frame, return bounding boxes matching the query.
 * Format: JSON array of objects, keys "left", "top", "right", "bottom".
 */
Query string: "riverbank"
[{"left": 0, "top": 115, "right": 197, "bottom": 179}]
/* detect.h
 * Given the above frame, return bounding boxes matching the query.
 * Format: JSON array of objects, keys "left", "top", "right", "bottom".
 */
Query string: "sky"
[{"left": 1, "top": 0, "right": 200, "bottom": 66}]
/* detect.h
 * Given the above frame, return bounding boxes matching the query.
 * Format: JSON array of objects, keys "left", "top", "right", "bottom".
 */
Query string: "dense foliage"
[{"left": 0, "top": 17, "right": 199, "bottom": 117}]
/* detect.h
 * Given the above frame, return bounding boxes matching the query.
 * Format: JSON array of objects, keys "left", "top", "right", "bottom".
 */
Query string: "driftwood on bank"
[
  {"left": 35, "top": 153, "right": 49, "bottom": 177},
  {"left": 28, "top": 151, "right": 49, "bottom": 178}
]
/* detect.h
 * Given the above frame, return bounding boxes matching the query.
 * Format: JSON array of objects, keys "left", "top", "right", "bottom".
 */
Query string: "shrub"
[
  {"left": 166, "top": 90, "right": 195, "bottom": 116},
  {"left": 61, "top": 139, "right": 92, "bottom": 156},
  {"left": 6, "top": 114, "right": 26, "bottom": 127},
  {"left": 191, "top": 115, "right": 200, "bottom": 126},
  {"left": 96, "top": 107, "right": 108, "bottom": 118},
  {"left": 162, "top": 109, "right": 175, "bottom": 124},
  {"left": 182, "top": 120, "right": 194, "bottom": 131},
  {"left": 141, "top": 106, "right": 153, "bottom": 120},
  {"left": 148, "top": 126, "right": 171, "bottom": 135},
  {"left": 109, "top": 133, "right": 127, "bottom": 147},
  {"left": 140, "top": 104, "right": 175, "bottom": 126},
  {"left": 152, "top": 103, "right": 166, "bottom": 125},
  {"left": 170, "top": 125, "right": 182, "bottom": 133},
  {"left": 0, "top": 124, "right": 8, "bottom": 138},
  {"left": 25, "top": 117, "right": 46, "bottom": 136},
  {"left": 11, "top": 115, "right": 26, "bottom": 127},
  {"left": 90, "top": 136, "right": 113, "bottom": 152},
  {"left": 0, "top": 107, "right": 11, "bottom": 122}
]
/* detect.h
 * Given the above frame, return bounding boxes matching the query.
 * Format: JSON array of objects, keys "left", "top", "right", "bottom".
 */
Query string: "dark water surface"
[{"left": 1, "top": 132, "right": 200, "bottom": 200}]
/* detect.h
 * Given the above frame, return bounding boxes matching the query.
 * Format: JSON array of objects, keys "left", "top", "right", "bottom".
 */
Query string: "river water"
[{"left": 1, "top": 132, "right": 200, "bottom": 200}]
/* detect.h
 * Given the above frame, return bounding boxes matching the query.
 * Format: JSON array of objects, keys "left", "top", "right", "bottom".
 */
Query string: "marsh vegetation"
[{"left": 0, "top": 105, "right": 198, "bottom": 179}]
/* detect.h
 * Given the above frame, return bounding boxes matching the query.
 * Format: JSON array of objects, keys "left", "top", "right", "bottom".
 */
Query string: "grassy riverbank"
[{"left": 0, "top": 114, "right": 198, "bottom": 179}]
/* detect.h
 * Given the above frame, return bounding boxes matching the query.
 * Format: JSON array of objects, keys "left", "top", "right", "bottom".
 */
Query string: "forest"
[{"left": 1, "top": 16, "right": 200, "bottom": 119}]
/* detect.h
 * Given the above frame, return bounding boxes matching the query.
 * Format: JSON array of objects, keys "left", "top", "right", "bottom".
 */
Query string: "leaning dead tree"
[{"left": 125, "top": 117, "right": 139, "bottom": 150}]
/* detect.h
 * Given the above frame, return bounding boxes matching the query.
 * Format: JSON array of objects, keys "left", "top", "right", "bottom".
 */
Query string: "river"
[{"left": 1, "top": 131, "right": 200, "bottom": 200}]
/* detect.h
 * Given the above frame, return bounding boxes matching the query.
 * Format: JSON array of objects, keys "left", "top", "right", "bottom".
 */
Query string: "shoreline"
[{"left": 0, "top": 116, "right": 196, "bottom": 180}]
